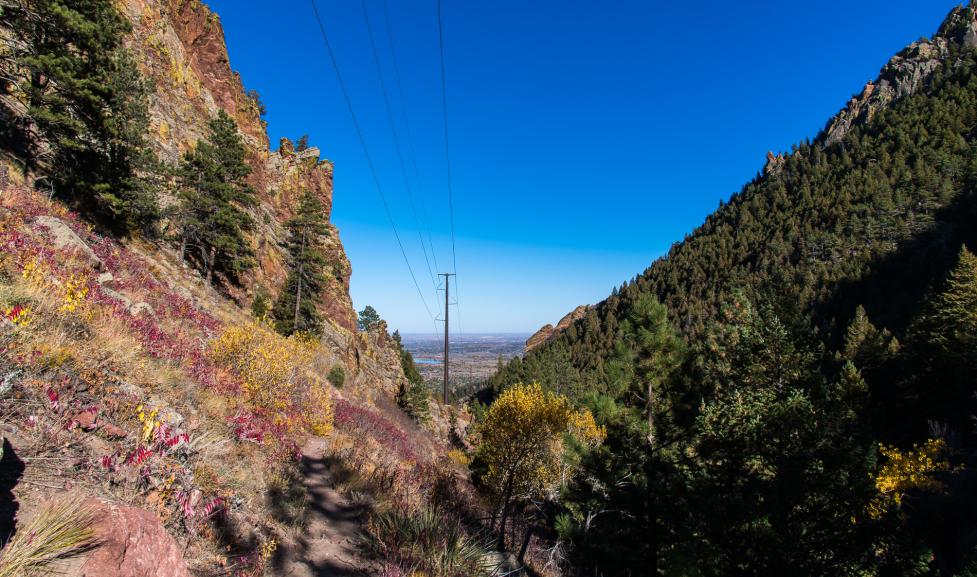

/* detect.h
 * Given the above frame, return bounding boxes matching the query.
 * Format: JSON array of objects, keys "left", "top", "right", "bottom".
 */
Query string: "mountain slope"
[
  {"left": 488, "top": 4, "right": 977, "bottom": 575},
  {"left": 505, "top": 3, "right": 977, "bottom": 390},
  {"left": 118, "top": 0, "right": 357, "bottom": 332}
]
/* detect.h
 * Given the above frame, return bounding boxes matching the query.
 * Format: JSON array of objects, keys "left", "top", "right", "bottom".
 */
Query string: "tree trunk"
[
  {"left": 24, "top": 70, "right": 42, "bottom": 179},
  {"left": 205, "top": 246, "right": 216, "bottom": 284},
  {"left": 293, "top": 230, "right": 306, "bottom": 332},
  {"left": 647, "top": 380, "right": 655, "bottom": 446},
  {"left": 518, "top": 525, "right": 534, "bottom": 564},
  {"left": 497, "top": 470, "right": 515, "bottom": 549}
]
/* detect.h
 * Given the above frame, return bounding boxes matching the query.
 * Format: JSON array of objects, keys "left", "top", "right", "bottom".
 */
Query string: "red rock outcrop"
[
  {"left": 78, "top": 498, "right": 191, "bottom": 577},
  {"left": 525, "top": 324, "right": 554, "bottom": 352},
  {"left": 525, "top": 305, "right": 590, "bottom": 353},
  {"left": 821, "top": 5, "right": 977, "bottom": 147},
  {"left": 118, "top": 0, "right": 357, "bottom": 332}
]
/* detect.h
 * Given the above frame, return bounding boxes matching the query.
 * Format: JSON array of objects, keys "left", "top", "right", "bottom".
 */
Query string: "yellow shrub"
[
  {"left": 210, "top": 321, "right": 332, "bottom": 435},
  {"left": 60, "top": 273, "right": 88, "bottom": 313},
  {"left": 868, "top": 438, "right": 954, "bottom": 518},
  {"left": 475, "top": 383, "right": 604, "bottom": 503},
  {"left": 21, "top": 257, "right": 46, "bottom": 288},
  {"left": 447, "top": 448, "right": 470, "bottom": 466}
]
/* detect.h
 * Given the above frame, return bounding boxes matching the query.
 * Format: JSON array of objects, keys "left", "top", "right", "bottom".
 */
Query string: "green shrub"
[{"left": 328, "top": 364, "right": 346, "bottom": 388}]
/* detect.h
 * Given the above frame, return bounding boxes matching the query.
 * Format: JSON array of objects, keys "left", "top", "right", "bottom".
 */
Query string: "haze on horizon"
[{"left": 205, "top": 0, "right": 959, "bottom": 333}]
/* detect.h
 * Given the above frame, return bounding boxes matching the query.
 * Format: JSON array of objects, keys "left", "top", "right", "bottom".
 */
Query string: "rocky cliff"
[
  {"left": 525, "top": 305, "right": 589, "bottom": 353},
  {"left": 820, "top": 3, "right": 977, "bottom": 148},
  {"left": 119, "top": 0, "right": 357, "bottom": 332}
]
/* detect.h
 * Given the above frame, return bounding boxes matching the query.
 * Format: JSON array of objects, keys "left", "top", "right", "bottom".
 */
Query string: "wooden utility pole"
[{"left": 439, "top": 273, "right": 455, "bottom": 404}]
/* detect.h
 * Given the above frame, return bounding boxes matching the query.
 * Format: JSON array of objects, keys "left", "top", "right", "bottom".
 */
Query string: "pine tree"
[
  {"left": 357, "top": 306, "right": 381, "bottom": 331},
  {"left": 684, "top": 298, "right": 878, "bottom": 575},
  {"left": 273, "top": 188, "right": 330, "bottom": 335},
  {"left": 617, "top": 294, "right": 684, "bottom": 445},
  {"left": 98, "top": 50, "right": 163, "bottom": 235},
  {"left": 392, "top": 330, "right": 429, "bottom": 421},
  {"left": 178, "top": 110, "right": 256, "bottom": 285},
  {"left": 924, "top": 245, "right": 977, "bottom": 362},
  {"left": 906, "top": 245, "right": 977, "bottom": 440},
  {"left": 1, "top": 0, "right": 161, "bottom": 233}
]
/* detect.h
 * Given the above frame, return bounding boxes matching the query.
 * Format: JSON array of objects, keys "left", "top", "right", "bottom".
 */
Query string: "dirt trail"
[{"left": 276, "top": 438, "right": 376, "bottom": 577}]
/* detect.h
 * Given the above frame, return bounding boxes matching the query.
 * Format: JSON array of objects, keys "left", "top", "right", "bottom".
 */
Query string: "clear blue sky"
[{"left": 205, "top": 0, "right": 960, "bottom": 334}]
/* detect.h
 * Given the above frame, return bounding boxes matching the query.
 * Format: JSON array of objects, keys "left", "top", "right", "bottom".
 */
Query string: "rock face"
[
  {"left": 526, "top": 305, "right": 590, "bottom": 353},
  {"left": 821, "top": 4, "right": 977, "bottom": 147},
  {"left": 32, "top": 216, "right": 102, "bottom": 269},
  {"left": 118, "top": 0, "right": 357, "bottom": 333},
  {"left": 525, "top": 324, "right": 554, "bottom": 352},
  {"left": 78, "top": 498, "right": 191, "bottom": 577}
]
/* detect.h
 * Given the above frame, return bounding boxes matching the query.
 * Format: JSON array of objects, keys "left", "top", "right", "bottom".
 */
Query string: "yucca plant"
[
  {"left": 369, "top": 507, "right": 493, "bottom": 577},
  {"left": 0, "top": 494, "right": 99, "bottom": 577}
]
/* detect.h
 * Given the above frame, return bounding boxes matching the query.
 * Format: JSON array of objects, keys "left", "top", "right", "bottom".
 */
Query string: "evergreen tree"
[
  {"left": 358, "top": 306, "right": 381, "bottom": 331},
  {"left": 98, "top": 50, "right": 163, "bottom": 235},
  {"left": 273, "top": 188, "right": 331, "bottom": 335},
  {"left": 623, "top": 295, "right": 684, "bottom": 445},
  {"left": 921, "top": 245, "right": 977, "bottom": 364},
  {"left": 842, "top": 304, "right": 899, "bottom": 372},
  {"left": 251, "top": 284, "right": 271, "bottom": 319},
  {"left": 681, "top": 298, "right": 878, "bottom": 575},
  {"left": 905, "top": 245, "right": 977, "bottom": 441},
  {"left": 392, "top": 330, "right": 429, "bottom": 421},
  {"left": 177, "top": 110, "right": 256, "bottom": 285},
  {"left": 1, "top": 0, "right": 161, "bottom": 233}
]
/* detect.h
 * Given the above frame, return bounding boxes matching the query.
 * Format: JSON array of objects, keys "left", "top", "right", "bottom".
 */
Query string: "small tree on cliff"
[
  {"left": 358, "top": 306, "right": 381, "bottom": 331},
  {"left": 177, "top": 110, "right": 256, "bottom": 285},
  {"left": 273, "top": 188, "right": 331, "bottom": 336}
]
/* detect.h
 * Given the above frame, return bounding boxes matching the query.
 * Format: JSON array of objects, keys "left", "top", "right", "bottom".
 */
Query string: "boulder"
[
  {"left": 100, "top": 422, "right": 127, "bottom": 439},
  {"left": 129, "top": 302, "right": 155, "bottom": 317},
  {"left": 101, "top": 287, "right": 132, "bottom": 310},
  {"left": 73, "top": 411, "right": 98, "bottom": 431},
  {"left": 77, "top": 498, "right": 191, "bottom": 577},
  {"left": 32, "top": 216, "right": 102, "bottom": 270}
]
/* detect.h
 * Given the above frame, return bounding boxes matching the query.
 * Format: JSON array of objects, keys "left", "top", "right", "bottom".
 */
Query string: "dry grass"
[{"left": 0, "top": 494, "right": 98, "bottom": 577}]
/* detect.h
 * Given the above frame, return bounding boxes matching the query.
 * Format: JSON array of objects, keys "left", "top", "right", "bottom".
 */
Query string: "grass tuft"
[
  {"left": 0, "top": 494, "right": 99, "bottom": 577},
  {"left": 369, "top": 507, "right": 493, "bottom": 577}
]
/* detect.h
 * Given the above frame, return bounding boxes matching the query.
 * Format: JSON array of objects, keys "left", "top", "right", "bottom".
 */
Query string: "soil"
[{"left": 274, "top": 437, "right": 377, "bottom": 577}]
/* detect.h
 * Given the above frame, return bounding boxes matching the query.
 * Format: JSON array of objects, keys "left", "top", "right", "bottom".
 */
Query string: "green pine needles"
[
  {"left": 273, "top": 188, "right": 331, "bottom": 335},
  {"left": 177, "top": 110, "right": 257, "bottom": 285},
  {"left": 2, "top": 0, "right": 162, "bottom": 235}
]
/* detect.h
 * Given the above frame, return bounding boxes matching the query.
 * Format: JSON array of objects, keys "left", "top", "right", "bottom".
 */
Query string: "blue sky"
[{"left": 206, "top": 0, "right": 960, "bottom": 334}]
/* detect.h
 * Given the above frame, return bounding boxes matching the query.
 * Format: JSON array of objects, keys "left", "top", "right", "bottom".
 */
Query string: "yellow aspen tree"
[{"left": 474, "top": 382, "right": 604, "bottom": 548}]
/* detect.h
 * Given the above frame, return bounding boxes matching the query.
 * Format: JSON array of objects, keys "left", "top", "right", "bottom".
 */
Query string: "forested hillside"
[{"left": 486, "top": 4, "right": 977, "bottom": 576}]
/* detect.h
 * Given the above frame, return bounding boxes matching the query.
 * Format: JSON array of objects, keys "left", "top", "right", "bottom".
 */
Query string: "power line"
[
  {"left": 379, "top": 0, "right": 441, "bottom": 278},
  {"left": 435, "top": 0, "right": 463, "bottom": 338},
  {"left": 309, "top": 0, "right": 435, "bottom": 321},
  {"left": 359, "top": 0, "right": 439, "bottom": 296}
]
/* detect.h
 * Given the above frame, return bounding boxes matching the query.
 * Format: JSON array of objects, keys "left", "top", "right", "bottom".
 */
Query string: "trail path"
[{"left": 276, "top": 438, "right": 376, "bottom": 577}]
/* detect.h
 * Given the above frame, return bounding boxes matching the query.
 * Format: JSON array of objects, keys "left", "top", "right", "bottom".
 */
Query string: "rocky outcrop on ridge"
[
  {"left": 526, "top": 305, "right": 590, "bottom": 353},
  {"left": 822, "top": 3, "right": 977, "bottom": 147}
]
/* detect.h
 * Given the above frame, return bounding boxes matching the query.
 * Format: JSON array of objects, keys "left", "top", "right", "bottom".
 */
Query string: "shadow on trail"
[{"left": 272, "top": 445, "right": 374, "bottom": 577}]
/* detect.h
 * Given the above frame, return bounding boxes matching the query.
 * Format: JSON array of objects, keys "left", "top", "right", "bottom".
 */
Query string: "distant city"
[{"left": 399, "top": 333, "right": 529, "bottom": 394}]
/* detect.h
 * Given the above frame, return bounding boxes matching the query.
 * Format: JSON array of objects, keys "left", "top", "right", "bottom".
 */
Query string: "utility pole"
[{"left": 439, "top": 273, "right": 455, "bottom": 404}]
